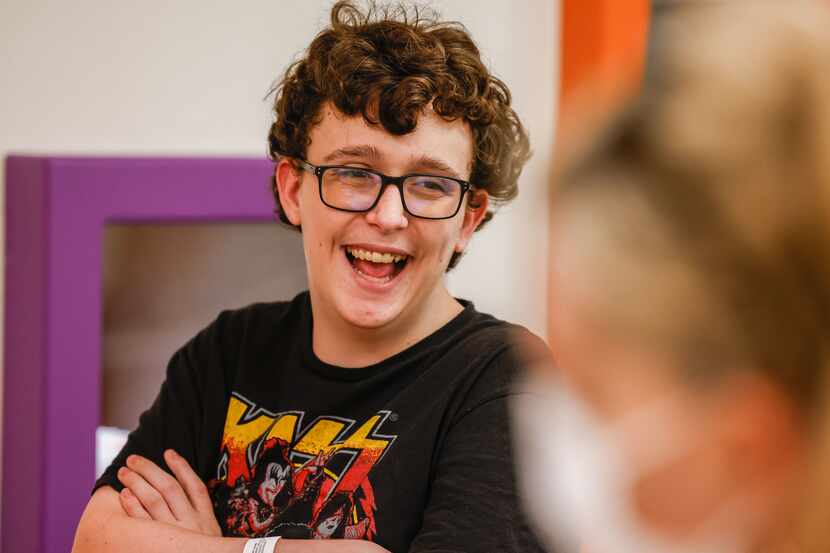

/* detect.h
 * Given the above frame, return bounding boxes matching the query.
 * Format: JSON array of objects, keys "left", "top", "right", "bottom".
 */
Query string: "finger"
[
  {"left": 126, "top": 454, "right": 192, "bottom": 522},
  {"left": 117, "top": 466, "right": 177, "bottom": 524},
  {"left": 164, "top": 449, "right": 214, "bottom": 514},
  {"left": 119, "top": 487, "right": 152, "bottom": 520}
]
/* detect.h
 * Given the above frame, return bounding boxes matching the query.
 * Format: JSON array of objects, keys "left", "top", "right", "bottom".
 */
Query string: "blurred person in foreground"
[
  {"left": 514, "top": 2, "right": 830, "bottom": 553},
  {"left": 73, "top": 2, "right": 547, "bottom": 553}
]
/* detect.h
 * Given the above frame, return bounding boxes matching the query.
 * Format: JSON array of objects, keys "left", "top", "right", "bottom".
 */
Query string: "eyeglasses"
[{"left": 295, "top": 159, "right": 472, "bottom": 220}]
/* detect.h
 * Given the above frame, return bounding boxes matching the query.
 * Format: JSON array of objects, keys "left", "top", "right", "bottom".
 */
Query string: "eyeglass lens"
[{"left": 320, "top": 167, "right": 462, "bottom": 219}]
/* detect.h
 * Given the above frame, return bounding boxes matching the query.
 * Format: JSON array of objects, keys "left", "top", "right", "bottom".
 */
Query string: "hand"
[{"left": 116, "top": 449, "right": 222, "bottom": 537}]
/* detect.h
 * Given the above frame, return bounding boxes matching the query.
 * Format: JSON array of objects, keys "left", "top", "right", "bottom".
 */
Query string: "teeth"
[{"left": 347, "top": 247, "right": 407, "bottom": 264}]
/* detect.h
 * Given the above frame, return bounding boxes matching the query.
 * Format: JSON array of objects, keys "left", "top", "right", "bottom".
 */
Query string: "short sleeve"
[
  {"left": 93, "top": 312, "right": 232, "bottom": 493},
  {"left": 407, "top": 349, "right": 548, "bottom": 553}
]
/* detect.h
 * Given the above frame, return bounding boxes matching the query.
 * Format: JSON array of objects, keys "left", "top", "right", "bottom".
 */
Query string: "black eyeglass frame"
[{"left": 294, "top": 158, "right": 473, "bottom": 220}]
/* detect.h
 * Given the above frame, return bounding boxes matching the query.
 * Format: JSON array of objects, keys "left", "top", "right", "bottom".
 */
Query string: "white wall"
[
  {"left": 0, "top": 0, "right": 557, "bottom": 504},
  {"left": 440, "top": 1, "right": 557, "bottom": 335}
]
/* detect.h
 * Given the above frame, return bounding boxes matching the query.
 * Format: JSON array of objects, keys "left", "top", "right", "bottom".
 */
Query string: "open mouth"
[{"left": 345, "top": 246, "right": 410, "bottom": 282}]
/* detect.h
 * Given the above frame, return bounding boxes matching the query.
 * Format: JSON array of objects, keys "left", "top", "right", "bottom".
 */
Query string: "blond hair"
[{"left": 556, "top": 2, "right": 830, "bottom": 549}]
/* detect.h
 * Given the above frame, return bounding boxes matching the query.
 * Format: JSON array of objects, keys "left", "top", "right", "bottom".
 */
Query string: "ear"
[
  {"left": 275, "top": 158, "right": 304, "bottom": 226},
  {"left": 454, "top": 190, "right": 489, "bottom": 253},
  {"left": 716, "top": 372, "right": 805, "bottom": 494}
]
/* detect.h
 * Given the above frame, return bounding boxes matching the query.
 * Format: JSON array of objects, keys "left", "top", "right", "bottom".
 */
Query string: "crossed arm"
[{"left": 71, "top": 450, "right": 391, "bottom": 553}]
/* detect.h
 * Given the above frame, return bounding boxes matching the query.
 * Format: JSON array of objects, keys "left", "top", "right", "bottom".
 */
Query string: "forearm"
[
  {"left": 74, "top": 518, "right": 387, "bottom": 553},
  {"left": 279, "top": 540, "right": 391, "bottom": 553},
  {"left": 74, "top": 519, "right": 384, "bottom": 553},
  {"left": 73, "top": 488, "right": 389, "bottom": 553},
  {"left": 73, "top": 512, "right": 244, "bottom": 553},
  {"left": 72, "top": 489, "right": 245, "bottom": 553}
]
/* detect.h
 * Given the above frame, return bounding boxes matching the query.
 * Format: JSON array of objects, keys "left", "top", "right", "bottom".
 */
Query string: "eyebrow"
[
  {"left": 322, "top": 145, "right": 381, "bottom": 164},
  {"left": 322, "top": 144, "right": 465, "bottom": 180},
  {"left": 410, "top": 155, "right": 464, "bottom": 179}
]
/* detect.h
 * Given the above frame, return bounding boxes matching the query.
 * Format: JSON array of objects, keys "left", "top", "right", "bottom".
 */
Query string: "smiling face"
[
  {"left": 317, "top": 512, "right": 343, "bottom": 537},
  {"left": 276, "top": 104, "right": 487, "bottom": 342}
]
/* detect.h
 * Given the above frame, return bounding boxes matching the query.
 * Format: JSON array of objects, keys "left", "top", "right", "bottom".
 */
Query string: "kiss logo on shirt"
[{"left": 208, "top": 392, "right": 397, "bottom": 540}]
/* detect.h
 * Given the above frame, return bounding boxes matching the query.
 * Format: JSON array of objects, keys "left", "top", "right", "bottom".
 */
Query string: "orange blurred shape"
[
  {"left": 557, "top": 0, "right": 650, "bottom": 161},
  {"left": 555, "top": 5, "right": 651, "bottom": 553}
]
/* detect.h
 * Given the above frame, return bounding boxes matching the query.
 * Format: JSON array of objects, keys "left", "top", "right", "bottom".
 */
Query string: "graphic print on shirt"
[{"left": 209, "top": 392, "right": 397, "bottom": 540}]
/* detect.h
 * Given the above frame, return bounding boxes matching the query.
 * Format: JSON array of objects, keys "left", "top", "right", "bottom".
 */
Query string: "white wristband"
[{"left": 242, "top": 536, "right": 281, "bottom": 553}]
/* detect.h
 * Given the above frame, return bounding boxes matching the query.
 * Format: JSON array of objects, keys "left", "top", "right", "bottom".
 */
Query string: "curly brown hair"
[{"left": 267, "top": 0, "right": 531, "bottom": 269}]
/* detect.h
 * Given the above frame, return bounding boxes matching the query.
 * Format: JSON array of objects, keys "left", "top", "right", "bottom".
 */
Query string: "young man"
[{"left": 73, "top": 2, "right": 545, "bottom": 552}]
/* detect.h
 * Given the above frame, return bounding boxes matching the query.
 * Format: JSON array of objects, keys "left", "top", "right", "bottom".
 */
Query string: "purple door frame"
[{"left": 3, "top": 156, "right": 276, "bottom": 553}]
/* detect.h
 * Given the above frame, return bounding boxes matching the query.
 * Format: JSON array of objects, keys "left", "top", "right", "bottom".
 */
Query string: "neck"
[{"left": 310, "top": 287, "right": 463, "bottom": 368}]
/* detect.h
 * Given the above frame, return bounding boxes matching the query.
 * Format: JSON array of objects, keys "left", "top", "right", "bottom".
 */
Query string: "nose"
[{"left": 365, "top": 184, "right": 409, "bottom": 231}]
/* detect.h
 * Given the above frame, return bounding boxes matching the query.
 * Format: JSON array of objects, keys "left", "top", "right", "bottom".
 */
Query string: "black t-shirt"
[{"left": 96, "top": 291, "right": 547, "bottom": 553}]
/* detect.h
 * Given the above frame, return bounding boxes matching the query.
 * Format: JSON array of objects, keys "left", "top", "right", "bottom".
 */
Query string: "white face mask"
[{"left": 511, "top": 376, "right": 753, "bottom": 553}]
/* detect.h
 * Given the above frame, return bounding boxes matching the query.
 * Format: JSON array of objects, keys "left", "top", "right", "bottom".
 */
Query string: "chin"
[{"left": 334, "top": 296, "right": 406, "bottom": 330}]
